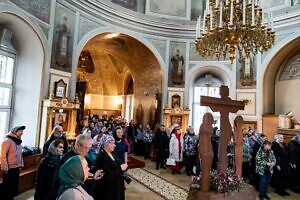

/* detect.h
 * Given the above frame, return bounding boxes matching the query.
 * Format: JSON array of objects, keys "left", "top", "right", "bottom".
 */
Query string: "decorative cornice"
[
  {"left": 62, "top": 0, "right": 300, "bottom": 40},
  {"left": 63, "top": 0, "right": 195, "bottom": 39}
]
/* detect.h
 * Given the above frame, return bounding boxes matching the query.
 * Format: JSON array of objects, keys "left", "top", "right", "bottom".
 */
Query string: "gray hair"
[{"left": 75, "top": 134, "right": 92, "bottom": 146}]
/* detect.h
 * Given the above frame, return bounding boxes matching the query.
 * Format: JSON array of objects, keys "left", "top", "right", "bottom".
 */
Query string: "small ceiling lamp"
[{"left": 195, "top": 0, "right": 275, "bottom": 63}]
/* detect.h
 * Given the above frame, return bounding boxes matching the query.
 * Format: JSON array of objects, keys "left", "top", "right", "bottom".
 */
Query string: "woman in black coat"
[
  {"left": 34, "top": 139, "right": 64, "bottom": 200},
  {"left": 93, "top": 134, "right": 128, "bottom": 200},
  {"left": 271, "top": 134, "right": 289, "bottom": 196}
]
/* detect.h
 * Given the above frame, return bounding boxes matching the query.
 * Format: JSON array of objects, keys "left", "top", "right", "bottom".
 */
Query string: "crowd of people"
[
  {"left": 241, "top": 130, "right": 300, "bottom": 200},
  {"left": 1, "top": 114, "right": 300, "bottom": 200}
]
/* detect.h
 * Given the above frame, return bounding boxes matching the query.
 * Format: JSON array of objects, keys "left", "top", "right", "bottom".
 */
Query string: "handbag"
[{"left": 166, "top": 157, "right": 176, "bottom": 166}]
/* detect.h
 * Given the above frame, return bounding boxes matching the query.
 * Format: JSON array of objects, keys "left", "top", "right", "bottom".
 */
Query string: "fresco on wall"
[
  {"left": 168, "top": 42, "right": 186, "bottom": 87},
  {"left": 51, "top": 4, "right": 75, "bottom": 73},
  {"left": 280, "top": 54, "right": 300, "bottom": 81},
  {"left": 147, "top": 38, "right": 167, "bottom": 62},
  {"left": 189, "top": 42, "right": 224, "bottom": 61},
  {"left": 150, "top": 0, "right": 186, "bottom": 17},
  {"left": 236, "top": 55, "right": 256, "bottom": 89},
  {"left": 191, "top": 0, "right": 204, "bottom": 21},
  {"left": 79, "top": 16, "right": 103, "bottom": 42},
  {"left": 111, "top": 0, "right": 137, "bottom": 11},
  {"left": 10, "top": 0, "right": 51, "bottom": 23}
]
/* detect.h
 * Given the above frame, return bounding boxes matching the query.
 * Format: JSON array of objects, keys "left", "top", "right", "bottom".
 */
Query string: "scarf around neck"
[{"left": 7, "top": 135, "right": 22, "bottom": 145}]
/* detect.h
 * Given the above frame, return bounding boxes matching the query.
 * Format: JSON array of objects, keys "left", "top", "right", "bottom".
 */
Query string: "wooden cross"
[
  {"left": 201, "top": 85, "right": 244, "bottom": 172},
  {"left": 233, "top": 115, "right": 244, "bottom": 178}
]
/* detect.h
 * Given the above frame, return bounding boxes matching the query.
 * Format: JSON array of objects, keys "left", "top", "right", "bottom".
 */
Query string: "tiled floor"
[{"left": 16, "top": 156, "right": 300, "bottom": 200}]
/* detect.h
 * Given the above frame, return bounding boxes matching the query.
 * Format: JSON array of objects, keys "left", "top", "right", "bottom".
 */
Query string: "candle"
[
  {"left": 203, "top": 11, "right": 206, "bottom": 34},
  {"left": 206, "top": 0, "right": 210, "bottom": 12},
  {"left": 210, "top": 7, "right": 213, "bottom": 30},
  {"left": 219, "top": 2, "right": 223, "bottom": 27},
  {"left": 261, "top": 9, "right": 264, "bottom": 25},
  {"left": 243, "top": 0, "right": 246, "bottom": 25},
  {"left": 196, "top": 18, "right": 199, "bottom": 39},
  {"left": 251, "top": 0, "right": 255, "bottom": 25},
  {"left": 230, "top": 0, "right": 234, "bottom": 26},
  {"left": 198, "top": 15, "right": 202, "bottom": 36}
]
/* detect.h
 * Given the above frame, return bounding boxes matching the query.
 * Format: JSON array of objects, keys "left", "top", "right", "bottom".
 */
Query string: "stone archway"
[
  {"left": 76, "top": 32, "right": 163, "bottom": 125},
  {"left": 263, "top": 36, "right": 300, "bottom": 115}
]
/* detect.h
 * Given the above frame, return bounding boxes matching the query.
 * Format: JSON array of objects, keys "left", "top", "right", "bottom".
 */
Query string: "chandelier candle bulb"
[
  {"left": 203, "top": 11, "right": 206, "bottom": 34},
  {"left": 219, "top": 2, "right": 223, "bottom": 28},
  {"left": 195, "top": 0, "right": 275, "bottom": 63},
  {"left": 206, "top": 0, "right": 210, "bottom": 12},
  {"left": 230, "top": 0, "right": 234, "bottom": 26},
  {"left": 251, "top": 0, "right": 255, "bottom": 25},
  {"left": 242, "top": 0, "right": 246, "bottom": 25},
  {"left": 210, "top": 7, "right": 213, "bottom": 30}
]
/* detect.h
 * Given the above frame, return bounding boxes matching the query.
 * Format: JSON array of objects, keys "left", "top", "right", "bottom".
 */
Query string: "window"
[
  {"left": 0, "top": 51, "right": 15, "bottom": 144},
  {"left": 193, "top": 86, "right": 220, "bottom": 133}
]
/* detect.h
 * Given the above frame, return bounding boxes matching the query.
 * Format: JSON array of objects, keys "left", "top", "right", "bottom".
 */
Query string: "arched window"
[
  {"left": 192, "top": 74, "right": 223, "bottom": 133},
  {"left": 0, "top": 48, "right": 16, "bottom": 144}
]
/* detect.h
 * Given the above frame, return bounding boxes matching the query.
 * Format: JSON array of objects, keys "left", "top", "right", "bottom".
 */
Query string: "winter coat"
[
  {"left": 183, "top": 133, "right": 198, "bottom": 156},
  {"left": 169, "top": 133, "right": 184, "bottom": 162},
  {"left": 58, "top": 185, "right": 93, "bottom": 200},
  {"left": 287, "top": 139, "right": 300, "bottom": 166},
  {"left": 93, "top": 150, "right": 124, "bottom": 200},
  {"left": 243, "top": 139, "right": 251, "bottom": 163},
  {"left": 0, "top": 132, "right": 24, "bottom": 171},
  {"left": 154, "top": 131, "right": 169, "bottom": 152},
  {"left": 271, "top": 141, "right": 288, "bottom": 170},
  {"left": 34, "top": 152, "right": 61, "bottom": 200},
  {"left": 255, "top": 147, "right": 276, "bottom": 176}
]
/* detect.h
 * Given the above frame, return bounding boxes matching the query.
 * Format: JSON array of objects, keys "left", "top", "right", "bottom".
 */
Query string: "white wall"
[
  {"left": 0, "top": 13, "right": 45, "bottom": 146},
  {"left": 275, "top": 79, "right": 300, "bottom": 120}
]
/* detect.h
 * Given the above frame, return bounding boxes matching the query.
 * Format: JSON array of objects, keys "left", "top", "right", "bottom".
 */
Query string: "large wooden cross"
[{"left": 201, "top": 85, "right": 244, "bottom": 172}]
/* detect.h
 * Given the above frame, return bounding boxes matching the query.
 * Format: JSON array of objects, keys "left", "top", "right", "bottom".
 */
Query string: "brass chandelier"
[{"left": 195, "top": 0, "right": 275, "bottom": 63}]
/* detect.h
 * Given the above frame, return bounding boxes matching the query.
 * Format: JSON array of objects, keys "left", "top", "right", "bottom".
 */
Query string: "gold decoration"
[{"left": 195, "top": 0, "right": 275, "bottom": 63}]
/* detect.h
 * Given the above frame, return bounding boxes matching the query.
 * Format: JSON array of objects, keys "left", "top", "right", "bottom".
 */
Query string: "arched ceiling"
[{"left": 77, "top": 33, "right": 162, "bottom": 96}]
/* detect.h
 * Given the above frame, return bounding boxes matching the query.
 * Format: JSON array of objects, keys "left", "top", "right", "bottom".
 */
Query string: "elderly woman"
[
  {"left": 35, "top": 139, "right": 64, "bottom": 200},
  {"left": 169, "top": 125, "right": 184, "bottom": 174},
  {"left": 272, "top": 134, "right": 289, "bottom": 196},
  {"left": 57, "top": 155, "right": 93, "bottom": 200},
  {"left": 93, "top": 134, "right": 128, "bottom": 200}
]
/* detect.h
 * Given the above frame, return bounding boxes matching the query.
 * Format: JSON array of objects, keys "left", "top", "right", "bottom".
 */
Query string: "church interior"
[{"left": 1, "top": 0, "right": 300, "bottom": 200}]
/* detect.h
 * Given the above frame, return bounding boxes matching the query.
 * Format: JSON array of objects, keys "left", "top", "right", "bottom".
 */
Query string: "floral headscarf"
[
  {"left": 99, "top": 134, "right": 115, "bottom": 148},
  {"left": 274, "top": 134, "right": 283, "bottom": 144}
]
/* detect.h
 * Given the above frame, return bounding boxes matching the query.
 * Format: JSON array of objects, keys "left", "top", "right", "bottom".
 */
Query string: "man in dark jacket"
[
  {"left": 287, "top": 134, "right": 300, "bottom": 193},
  {"left": 126, "top": 120, "right": 136, "bottom": 154},
  {"left": 154, "top": 124, "right": 169, "bottom": 170}
]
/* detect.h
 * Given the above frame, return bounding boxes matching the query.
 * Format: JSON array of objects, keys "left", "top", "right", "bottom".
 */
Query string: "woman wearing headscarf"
[
  {"left": 169, "top": 125, "right": 184, "bottom": 174},
  {"left": 34, "top": 139, "right": 64, "bottom": 200},
  {"left": 271, "top": 134, "right": 289, "bottom": 196},
  {"left": 0, "top": 125, "right": 26, "bottom": 200},
  {"left": 57, "top": 155, "right": 93, "bottom": 200},
  {"left": 93, "top": 134, "right": 128, "bottom": 200},
  {"left": 287, "top": 134, "right": 300, "bottom": 193}
]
